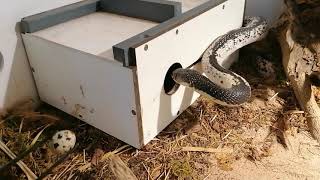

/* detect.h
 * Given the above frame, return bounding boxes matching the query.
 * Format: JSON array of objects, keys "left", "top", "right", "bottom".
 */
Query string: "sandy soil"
[{"left": 207, "top": 131, "right": 320, "bottom": 180}]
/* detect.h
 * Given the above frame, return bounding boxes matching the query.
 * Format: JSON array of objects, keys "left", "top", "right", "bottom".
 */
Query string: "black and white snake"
[{"left": 172, "top": 16, "right": 269, "bottom": 106}]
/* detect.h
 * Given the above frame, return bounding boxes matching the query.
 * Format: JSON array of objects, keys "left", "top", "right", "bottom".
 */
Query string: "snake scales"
[{"left": 171, "top": 16, "right": 269, "bottom": 106}]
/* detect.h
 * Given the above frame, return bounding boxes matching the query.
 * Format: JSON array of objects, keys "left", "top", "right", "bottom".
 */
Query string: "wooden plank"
[
  {"left": 21, "top": 0, "right": 99, "bottom": 33},
  {"left": 20, "top": 0, "right": 181, "bottom": 33},
  {"left": 27, "top": 0, "right": 212, "bottom": 66},
  {"left": 99, "top": 0, "right": 181, "bottom": 23},
  {"left": 22, "top": 0, "right": 245, "bottom": 148},
  {"left": 133, "top": 0, "right": 245, "bottom": 144},
  {"left": 32, "top": 12, "right": 158, "bottom": 62},
  {"left": 113, "top": 0, "right": 227, "bottom": 66},
  {"left": 109, "top": 155, "right": 138, "bottom": 180},
  {"left": 112, "top": 0, "right": 211, "bottom": 65},
  {"left": 175, "top": 0, "right": 209, "bottom": 12},
  {"left": 22, "top": 34, "right": 141, "bottom": 148}
]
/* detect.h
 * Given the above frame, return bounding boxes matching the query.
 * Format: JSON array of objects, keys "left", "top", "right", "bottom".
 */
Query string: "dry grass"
[{"left": 0, "top": 33, "right": 312, "bottom": 180}]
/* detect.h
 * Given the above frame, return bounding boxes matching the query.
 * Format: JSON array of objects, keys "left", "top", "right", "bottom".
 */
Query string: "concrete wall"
[
  {"left": 0, "top": 0, "right": 284, "bottom": 111},
  {"left": 0, "top": 0, "right": 81, "bottom": 110},
  {"left": 246, "top": 0, "right": 284, "bottom": 23}
]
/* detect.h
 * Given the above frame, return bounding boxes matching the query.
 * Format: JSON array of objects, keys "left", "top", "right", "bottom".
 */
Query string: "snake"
[{"left": 171, "top": 16, "right": 269, "bottom": 106}]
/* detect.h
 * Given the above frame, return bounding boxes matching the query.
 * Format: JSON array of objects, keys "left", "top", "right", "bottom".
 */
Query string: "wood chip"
[
  {"left": 109, "top": 154, "right": 138, "bottom": 180},
  {"left": 91, "top": 148, "right": 104, "bottom": 166}
]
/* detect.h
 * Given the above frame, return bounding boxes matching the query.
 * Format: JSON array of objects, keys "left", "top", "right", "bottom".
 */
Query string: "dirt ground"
[{"left": 207, "top": 130, "right": 320, "bottom": 180}]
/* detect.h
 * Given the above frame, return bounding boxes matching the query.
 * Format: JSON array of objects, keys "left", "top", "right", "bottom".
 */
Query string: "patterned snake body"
[{"left": 172, "top": 16, "right": 268, "bottom": 106}]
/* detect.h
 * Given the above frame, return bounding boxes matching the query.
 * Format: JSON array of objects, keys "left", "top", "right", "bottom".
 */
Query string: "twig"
[
  {"left": 83, "top": 149, "right": 86, "bottom": 164},
  {"left": 210, "top": 114, "right": 217, "bottom": 123},
  {"left": 203, "top": 171, "right": 213, "bottom": 180},
  {"left": 222, "top": 130, "right": 232, "bottom": 140},
  {"left": 156, "top": 172, "right": 164, "bottom": 180},
  {"left": 283, "top": 110, "right": 305, "bottom": 114},
  {"left": 53, "top": 155, "right": 79, "bottom": 180},
  {"left": 142, "top": 162, "right": 151, "bottom": 180},
  {"left": 30, "top": 124, "right": 51, "bottom": 147},
  {"left": 0, "top": 135, "right": 51, "bottom": 172},
  {"left": 78, "top": 144, "right": 130, "bottom": 173},
  {"left": 268, "top": 92, "right": 279, "bottom": 101},
  {"left": 181, "top": 146, "right": 233, "bottom": 154},
  {"left": 0, "top": 140, "right": 37, "bottom": 180},
  {"left": 164, "top": 168, "right": 171, "bottom": 180},
  {"left": 19, "top": 119, "right": 24, "bottom": 133},
  {"left": 53, "top": 159, "right": 74, "bottom": 180},
  {"left": 38, "top": 144, "right": 79, "bottom": 180},
  {"left": 101, "top": 145, "right": 130, "bottom": 161}
]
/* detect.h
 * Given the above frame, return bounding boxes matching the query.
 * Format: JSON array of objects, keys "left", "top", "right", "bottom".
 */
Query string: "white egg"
[{"left": 52, "top": 130, "right": 76, "bottom": 154}]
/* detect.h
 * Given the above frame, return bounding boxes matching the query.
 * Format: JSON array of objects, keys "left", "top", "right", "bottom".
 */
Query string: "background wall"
[
  {"left": 246, "top": 0, "right": 284, "bottom": 23},
  {"left": 0, "top": 0, "right": 284, "bottom": 111},
  {"left": 0, "top": 0, "right": 82, "bottom": 111}
]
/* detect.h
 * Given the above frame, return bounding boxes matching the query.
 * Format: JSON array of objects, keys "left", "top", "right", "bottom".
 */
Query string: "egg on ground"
[
  {"left": 256, "top": 56, "right": 275, "bottom": 78},
  {"left": 52, "top": 130, "right": 76, "bottom": 154}
]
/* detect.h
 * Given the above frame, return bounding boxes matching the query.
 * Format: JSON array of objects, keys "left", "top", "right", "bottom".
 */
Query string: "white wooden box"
[{"left": 21, "top": 0, "right": 245, "bottom": 148}]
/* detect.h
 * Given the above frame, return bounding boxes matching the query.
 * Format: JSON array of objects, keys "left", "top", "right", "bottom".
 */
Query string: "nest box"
[{"left": 21, "top": 0, "right": 245, "bottom": 148}]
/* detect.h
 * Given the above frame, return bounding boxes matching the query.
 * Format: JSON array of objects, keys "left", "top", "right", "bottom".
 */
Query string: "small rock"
[{"left": 91, "top": 148, "right": 104, "bottom": 166}]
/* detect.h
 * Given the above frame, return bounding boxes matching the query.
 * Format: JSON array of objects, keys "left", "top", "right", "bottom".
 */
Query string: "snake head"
[{"left": 171, "top": 68, "right": 199, "bottom": 88}]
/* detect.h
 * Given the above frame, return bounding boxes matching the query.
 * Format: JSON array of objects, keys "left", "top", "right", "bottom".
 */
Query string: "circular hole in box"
[{"left": 164, "top": 63, "right": 182, "bottom": 95}]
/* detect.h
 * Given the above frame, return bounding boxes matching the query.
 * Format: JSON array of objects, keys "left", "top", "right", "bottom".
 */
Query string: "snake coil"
[{"left": 172, "top": 16, "right": 269, "bottom": 106}]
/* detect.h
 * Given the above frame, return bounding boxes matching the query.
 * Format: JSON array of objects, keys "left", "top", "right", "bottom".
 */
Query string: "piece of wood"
[
  {"left": 277, "top": 22, "right": 320, "bottom": 143},
  {"left": 23, "top": 34, "right": 141, "bottom": 148},
  {"left": 33, "top": 12, "right": 158, "bottom": 61},
  {"left": 109, "top": 155, "right": 138, "bottom": 180},
  {"left": 22, "top": 0, "right": 245, "bottom": 148},
  {"left": 176, "top": 0, "right": 209, "bottom": 12},
  {"left": 134, "top": 0, "right": 245, "bottom": 144}
]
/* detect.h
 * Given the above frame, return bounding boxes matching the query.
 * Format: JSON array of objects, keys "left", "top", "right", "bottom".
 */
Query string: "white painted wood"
[
  {"left": 22, "top": 34, "right": 141, "bottom": 147},
  {"left": 33, "top": 12, "right": 158, "bottom": 61},
  {"left": 0, "top": 0, "right": 82, "bottom": 110},
  {"left": 176, "top": 0, "right": 209, "bottom": 12},
  {"left": 21, "top": 0, "right": 248, "bottom": 147},
  {"left": 134, "top": 0, "right": 245, "bottom": 144}
]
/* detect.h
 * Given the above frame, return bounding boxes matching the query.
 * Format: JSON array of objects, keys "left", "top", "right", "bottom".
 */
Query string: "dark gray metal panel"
[
  {"left": 100, "top": 0, "right": 181, "bottom": 23},
  {"left": 113, "top": 0, "right": 227, "bottom": 67},
  {"left": 21, "top": 0, "right": 100, "bottom": 33}
]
